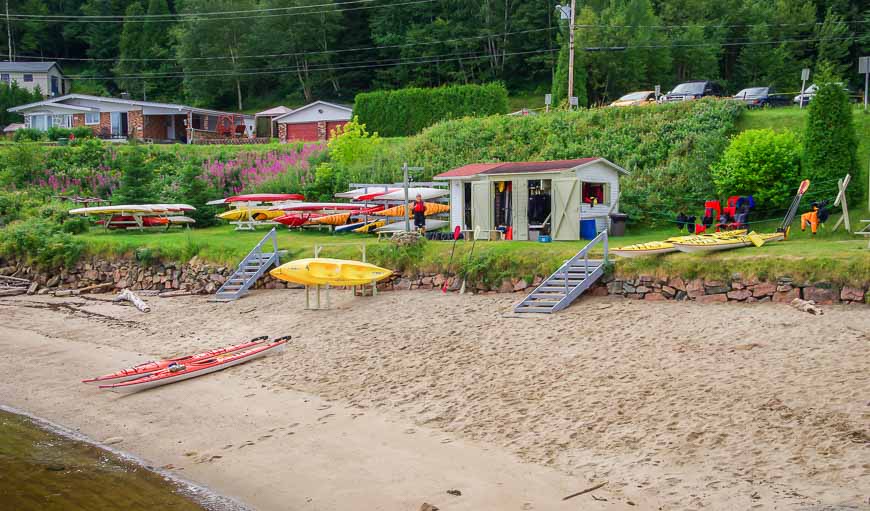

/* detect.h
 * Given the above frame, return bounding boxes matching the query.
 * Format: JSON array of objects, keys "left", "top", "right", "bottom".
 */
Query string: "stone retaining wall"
[{"left": 1, "top": 256, "right": 867, "bottom": 305}]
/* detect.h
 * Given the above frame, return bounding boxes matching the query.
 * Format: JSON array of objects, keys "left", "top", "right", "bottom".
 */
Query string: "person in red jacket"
[{"left": 412, "top": 194, "right": 427, "bottom": 234}]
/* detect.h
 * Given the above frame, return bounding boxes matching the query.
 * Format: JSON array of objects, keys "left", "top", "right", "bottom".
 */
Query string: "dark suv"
[{"left": 660, "top": 80, "right": 725, "bottom": 102}]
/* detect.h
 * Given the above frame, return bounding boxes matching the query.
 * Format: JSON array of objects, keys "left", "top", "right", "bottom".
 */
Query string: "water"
[{"left": 0, "top": 408, "right": 244, "bottom": 511}]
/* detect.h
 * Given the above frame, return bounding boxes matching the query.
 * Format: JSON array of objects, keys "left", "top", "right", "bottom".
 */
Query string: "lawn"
[{"left": 76, "top": 217, "right": 870, "bottom": 287}]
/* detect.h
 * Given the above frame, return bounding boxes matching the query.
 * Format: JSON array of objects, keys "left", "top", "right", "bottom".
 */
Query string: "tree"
[
  {"left": 814, "top": 8, "right": 853, "bottom": 78},
  {"left": 116, "top": 2, "right": 146, "bottom": 96},
  {"left": 113, "top": 146, "right": 157, "bottom": 204},
  {"left": 175, "top": 162, "right": 218, "bottom": 227},
  {"left": 803, "top": 67, "right": 859, "bottom": 205}
]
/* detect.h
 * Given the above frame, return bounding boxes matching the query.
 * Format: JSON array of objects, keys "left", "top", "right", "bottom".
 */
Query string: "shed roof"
[
  {"left": 255, "top": 105, "right": 293, "bottom": 117},
  {"left": 0, "top": 61, "right": 61, "bottom": 73},
  {"left": 435, "top": 157, "right": 627, "bottom": 179}
]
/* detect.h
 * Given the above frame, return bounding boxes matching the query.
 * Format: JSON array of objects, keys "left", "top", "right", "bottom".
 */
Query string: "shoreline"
[
  {"left": 0, "top": 290, "right": 867, "bottom": 510},
  {"left": 0, "top": 403, "right": 251, "bottom": 511}
]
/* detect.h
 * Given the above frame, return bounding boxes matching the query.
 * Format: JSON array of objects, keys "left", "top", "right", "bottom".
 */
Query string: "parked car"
[
  {"left": 609, "top": 90, "right": 656, "bottom": 107},
  {"left": 660, "top": 80, "right": 725, "bottom": 102},
  {"left": 732, "top": 87, "right": 790, "bottom": 108},
  {"left": 792, "top": 83, "right": 855, "bottom": 105}
]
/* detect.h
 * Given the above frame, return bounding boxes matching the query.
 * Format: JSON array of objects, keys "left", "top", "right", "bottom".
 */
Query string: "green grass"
[
  {"left": 736, "top": 105, "right": 870, "bottom": 208},
  {"left": 75, "top": 219, "right": 870, "bottom": 287}
]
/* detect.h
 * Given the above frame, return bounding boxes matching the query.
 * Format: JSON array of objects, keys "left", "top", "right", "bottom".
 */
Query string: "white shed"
[{"left": 433, "top": 157, "right": 628, "bottom": 241}]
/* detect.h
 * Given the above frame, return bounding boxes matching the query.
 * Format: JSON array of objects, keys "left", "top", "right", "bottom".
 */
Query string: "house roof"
[
  {"left": 7, "top": 93, "right": 251, "bottom": 118},
  {"left": 255, "top": 106, "right": 293, "bottom": 117},
  {"left": 0, "top": 61, "right": 61, "bottom": 73},
  {"left": 435, "top": 158, "right": 628, "bottom": 180},
  {"left": 273, "top": 100, "right": 352, "bottom": 123}
]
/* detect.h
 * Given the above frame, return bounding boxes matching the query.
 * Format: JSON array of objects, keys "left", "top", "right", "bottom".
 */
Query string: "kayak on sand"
[{"left": 98, "top": 337, "right": 289, "bottom": 393}]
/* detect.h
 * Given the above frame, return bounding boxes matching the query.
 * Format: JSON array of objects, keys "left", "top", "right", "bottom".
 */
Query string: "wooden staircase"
[
  {"left": 211, "top": 228, "right": 280, "bottom": 302},
  {"left": 513, "top": 230, "right": 608, "bottom": 313}
]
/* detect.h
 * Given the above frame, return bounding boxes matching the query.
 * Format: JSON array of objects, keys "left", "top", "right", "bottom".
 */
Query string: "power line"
[
  {"left": 5, "top": 0, "right": 439, "bottom": 24},
  {"left": 15, "top": 27, "right": 557, "bottom": 63}
]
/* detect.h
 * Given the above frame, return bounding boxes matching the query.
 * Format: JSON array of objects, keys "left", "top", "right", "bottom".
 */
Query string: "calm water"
[{"left": 0, "top": 408, "right": 241, "bottom": 511}]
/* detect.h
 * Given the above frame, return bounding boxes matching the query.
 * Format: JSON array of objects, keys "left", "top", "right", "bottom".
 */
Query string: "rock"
[
  {"left": 625, "top": 293, "right": 644, "bottom": 300},
  {"left": 731, "top": 281, "right": 745, "bottom": 290},
  {"left": 205, "top": 282, "right": 216, "bottom": 293},
  {"left": 498, "top": 279, "right": 514, "bottom": 294},
  {"left": 776, "top": 284, "right": 793, "bottom": 292},
  {"left": 644, "top": 292, "right": 667, "bottom": 301},
  {"left": 686, "top": 279, "right": 705, "bottom": 298},
  {"left": 635, "top": 285, "right": 651, "bottom": 294},
  {"left": 751, "top": 283, "right": 776, "bottom": 298},
  {"left": 623, "top": 282, "right": 636, "bottom": 293},
  {"left": 696, "top": 293, "right": 728, "bottom": 304},
  {"left": 638, "top": 275, "right": 653, "bottom": 283},
  {"left": 704, "top": 280, "right": 731, "bottom": 294},
  {"left": 532, "top": 275, "right": 543, "bottom": 286},
  {"left": 726, "top": 289, "right": 752, "bottom": 301},
  {"left": 803, "top": 286, "right": 836, "bottom": 305},
  {"left": 419, "top": 504, "right": 439, "bottom": 511},
  {"left": 773, "top": 286, "right": 801, "bottom": 303},
  {"left": 589, "top": 286, "right": 608, "bottom": 297},
  {"left": 433, "top": 274, "right": 445, "bottom": 287},
  {"left": 661, "top": 286, "right": 676, "bottom": 298},
  {"left": 840, "top": 286, "right": 865, "bottom": 302},
  {"left": 103, "top": 437, "right": 124, "bottom": 445},
  {"left": 606, "top": 281, "right": 624, "bottom": 294},
  {"left": 421, "top": 277, "right": 433, "bottom": 286},
  {"left": 675, "top": 290, "right": 688, "bottom": 301},
  {"left": 513, "top": 279, "right": 528, "bottom": 292},
  {"left": 46, "top": 275, "right": 61, "bottom": 288}
]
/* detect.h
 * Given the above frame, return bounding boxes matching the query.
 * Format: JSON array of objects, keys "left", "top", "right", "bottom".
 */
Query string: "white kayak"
[
  {"left": 375, "top": 219, "right": 448, "bottom": 232},
  {"left": 371, "top": 188, "right": 448, "bottom": 201}
]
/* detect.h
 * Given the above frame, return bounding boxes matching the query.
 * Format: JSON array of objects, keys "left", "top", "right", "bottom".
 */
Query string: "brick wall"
[
  {"left": 99, "top": 112, "right": 112, "bottom": 137},
  {"left": 325, "top": 121, "right": 347, "bottom": 139},
  {"left": 143, "top": 115, "right": 168, "bottom": 140},
  {"left": 127, "top": 109, "right": 144, "bottom": 139},
  {"left": 71, "top": 114, "right": 85, "bottom": 127},
  {"left": 278, "top": 123, "right": 287, "bottom": 142}
]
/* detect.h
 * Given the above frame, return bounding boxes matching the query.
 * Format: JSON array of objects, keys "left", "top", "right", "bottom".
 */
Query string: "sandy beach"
[{"left": 0, "top": 289, "right": 867, "bottom": 510}]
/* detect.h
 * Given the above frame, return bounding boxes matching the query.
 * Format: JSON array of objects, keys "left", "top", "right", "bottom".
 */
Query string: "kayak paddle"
[
  {"left": 442, "top": 226, "right": 462, "bottom": 293},
  {"left": 459, "top": 226, "right": 481, "bottom": 294}
]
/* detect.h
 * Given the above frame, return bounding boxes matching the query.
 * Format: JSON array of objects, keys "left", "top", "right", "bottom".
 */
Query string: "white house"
[
  {"left": 0, "top": 61, "right": 69, "bottom": 97},
  {"left": 434, "top": 157, "right": 628, "bottom": 241},
  {"left": 273, "top": 101, "right": 352, "bottom": 142}
]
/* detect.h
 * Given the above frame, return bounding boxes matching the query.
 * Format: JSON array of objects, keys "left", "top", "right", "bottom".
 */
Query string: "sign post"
[
  {"left": 545, "top": 93, "right": 552, "bottom": 113},
  {"left": 799, "top": 68, "right": 810, "bottom": 109},
  {"left": 654, "top": 84, "right": 661, "bottom": 102},
  {"left": 859, "top": 56, "right": 869, "bottom": 111}
]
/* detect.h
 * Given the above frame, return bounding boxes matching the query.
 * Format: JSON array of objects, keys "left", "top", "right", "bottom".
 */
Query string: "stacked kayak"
[
  {"left": 353, "top": 220, "right": 385, "bottom": 233},
  {"left": 671, "top": 232, "right": 784, "bottom": 253},
  {"left": 218, "top": 208, "right": 286, "bottom": 222},
  {"left": 309, "top": 212, "right": 351, "bottom": 226},
  {"left": 270, "top": 258, "right": 393, "bottom": 287},
  {"left": 374, "top": 202, "right": 450, "bottom": 217},
  {"left": 612, "top": 230, "right": 748, "bottom": 258},
  {"left": 93, "top": 336, "right": 289, "bottom": 393}
]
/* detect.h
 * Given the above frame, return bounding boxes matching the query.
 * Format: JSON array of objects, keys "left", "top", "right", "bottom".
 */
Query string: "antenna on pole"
[{"left": 6, "top": 0, "right": 13, "bottom": 62}]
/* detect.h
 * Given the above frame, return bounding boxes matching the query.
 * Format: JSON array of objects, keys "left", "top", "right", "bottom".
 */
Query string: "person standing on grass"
[{"left": 412, "top": 194, "right": 427, "bottom": 234}]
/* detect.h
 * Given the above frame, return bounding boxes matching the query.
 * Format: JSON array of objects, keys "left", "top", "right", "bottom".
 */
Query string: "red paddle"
[{"left": 441, "top": 226, "right": 462, "bottom": 293}]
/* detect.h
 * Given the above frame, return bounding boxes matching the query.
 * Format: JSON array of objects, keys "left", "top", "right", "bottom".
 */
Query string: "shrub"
[
  {"left": 0, "top": 218, "right": 84, "bottom": 268},
  {"left": 62, "top": 216, "right": 91, "bottom": 234},
  {"left": 175, "top": 162, "right": 219, "bottom": 227},
  {"left": 46, "top": 126, "right": 74, "bottom": 140},
  {"left": 113, "top": 145, "right": 156, "bottom": 204},
  {"left": 327, "top": 117, "right": 381, "bottom": 168},
  {"left": 803, "top": 71, "right": 858, "bottom": 204},
  {"left": 354, "top": 82, "right": 509, "bottom": 137},
  {"left": 70, "top": 126, "right": 95, "bottom": 139},
  {"left": 711, "top": 129, "right": 802, "bottom": 210},
  {"left": 12, "top": 128, "right": 45, "bottom": 142}
]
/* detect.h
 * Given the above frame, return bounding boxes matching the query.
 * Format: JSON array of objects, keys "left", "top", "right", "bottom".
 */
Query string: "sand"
[{"left": 0, "top": 289, "right": 867, "bottom": 510}]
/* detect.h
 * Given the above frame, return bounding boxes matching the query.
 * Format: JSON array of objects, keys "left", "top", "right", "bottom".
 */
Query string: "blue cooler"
[{"left": 580, "top": 219, "right": 597, "bottom": 240}]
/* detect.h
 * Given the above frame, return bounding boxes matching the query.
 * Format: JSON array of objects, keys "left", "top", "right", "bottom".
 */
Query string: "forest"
[{"left": 0, "top": 0, "right": 868, "bottom": 111}]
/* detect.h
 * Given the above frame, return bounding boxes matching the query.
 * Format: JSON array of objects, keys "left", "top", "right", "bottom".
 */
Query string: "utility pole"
[
  {"left": 6, "top": 0, "right": 12, "bottom": 62},
  {"left": 567, "top": 0, "right": 576, "bottom": 106}
]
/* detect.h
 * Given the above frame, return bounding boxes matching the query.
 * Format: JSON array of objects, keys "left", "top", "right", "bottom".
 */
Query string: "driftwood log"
[
  {"left": 791, "top": 298, "right": 823, "bottom": 315},
  {"left": 115, "top": 289, "right": 151, "bottom": 313},
  {"left": 0, "top": 288, "right": 26, "bottom": 297}
]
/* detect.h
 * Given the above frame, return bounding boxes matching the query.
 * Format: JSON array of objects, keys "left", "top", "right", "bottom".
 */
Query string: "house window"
[
  {"left": 581, "top": 182, "right": 609, "bottom": 206},
  {"left": 0, "top": 74, "right": 9, "bottom": 82},
  {"left": 23, "top": 74, "right": 33, "bottom": 82},
  {"left": 31, "top": 115, "right": 48, "bottom": 131},
  {"left": 85, "top": 112, "right": 99, "bottom": 125},
  {"left": 52, "top": 114, "right": 72, "bottom": 128}
]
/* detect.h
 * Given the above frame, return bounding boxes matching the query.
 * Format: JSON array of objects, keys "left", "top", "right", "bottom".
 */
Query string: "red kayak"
[
  {"left": 82, "top": 336, "right": 270, "bottom": 384},
  {"left": 99, "top": 337, "right": 289, "bottom": 393},
  {"left": 354, "top": 189, "right": 399, "bottom": 201},
  {"left": 225, "top": 194, "right": 304, "bottom": 203},
  {"left": 273, "top": 212, "right": 325, "bottom": 227}
]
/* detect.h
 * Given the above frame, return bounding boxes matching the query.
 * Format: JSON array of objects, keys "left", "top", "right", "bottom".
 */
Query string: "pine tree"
[
  {"left": 113, "top": 146, "right": 157, "bottom": 205},
  {"left": 814, "top": 8, "right": 853, "bottom": 78},
  {"left": 116, "top": 2, "right": 146, "bottom": 97},
  {"left": 176, "top": 162, "right": 217, "bottom": 227},
  {"left": 803, "top": 65, "right": 859, "bottom": 205}
]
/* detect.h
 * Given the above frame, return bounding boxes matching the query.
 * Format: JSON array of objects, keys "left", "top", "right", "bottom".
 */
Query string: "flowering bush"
[{"left": 201, "top": 143, "right": 324, "bottom": 196}]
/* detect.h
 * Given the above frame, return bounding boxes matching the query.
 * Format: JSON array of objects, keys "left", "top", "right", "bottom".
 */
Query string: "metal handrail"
[
  {"left": 237, "top": 228, "right": 277, "bottom": 269},
  {"left": 559, "top": 230, "right": 608, "bottom": 295}
]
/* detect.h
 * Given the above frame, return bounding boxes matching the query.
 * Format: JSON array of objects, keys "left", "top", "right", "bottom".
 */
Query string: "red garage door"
[
  {"left": 325, "top": 121, "right": 347, "bottom": 139},
  {"left": 284, "top": 122, "right": 319, "bottom": 141}
]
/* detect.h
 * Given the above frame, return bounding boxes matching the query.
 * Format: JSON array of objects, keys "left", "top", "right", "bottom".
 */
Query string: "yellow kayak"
[
  {"left": 672, "top": 232, "right": 784, "bottom": 253},
  {"left": 218, "top": 208, "right": 285, "bottom": 221},
  {"left": 353, "top": 220, "right": 385, "bottom": 233},
  {"left": 309, "top": 212, "right": 351, "bottom": 226},
  {"left": 613, "top": 230, "right": 749, "bottom": 258},
  {"left": 270, "top": 258, "right": 393, "bottom": 287},
  {"left": 373, "top": 202, "right": 450, "bottom": 217}
]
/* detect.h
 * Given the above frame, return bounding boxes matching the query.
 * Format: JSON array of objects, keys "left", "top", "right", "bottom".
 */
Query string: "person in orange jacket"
[
  {"left": 412, "top": 194, "right": 427, "bottom": 234},
  {"left": 800, "top": 201, "right": 829, "bottom": 236}
]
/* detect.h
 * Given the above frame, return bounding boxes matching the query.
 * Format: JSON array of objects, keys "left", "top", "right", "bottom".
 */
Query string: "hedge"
[{"left": 354, "top": 82, "right": 509, "bottom": 137}]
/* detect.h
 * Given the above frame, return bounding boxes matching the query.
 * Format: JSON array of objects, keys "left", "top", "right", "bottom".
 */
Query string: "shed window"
[
  {"left": 581, "top": 182, "right": 609, "bottom": 206},
  {"left": 85, "top": 112, "right": 99, "bottom": 125},
  {"left": 23, "top": 74, "right": 33, "bottom": 82}
]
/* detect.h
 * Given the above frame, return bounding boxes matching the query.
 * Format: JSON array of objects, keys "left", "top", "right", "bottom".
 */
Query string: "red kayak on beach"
[
  {"left": 82, "top": 336, "right": 271, "bottom": 384},
  {"left": 273, "top": 212, "right": 325, "bottom": 227},
  {"left": 99, "top": 337, "right": 289, "bottom": 393}
]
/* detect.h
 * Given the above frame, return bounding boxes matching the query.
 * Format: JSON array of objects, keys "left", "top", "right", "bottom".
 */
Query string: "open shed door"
[
  {"left": 511, "top": 179, "right": 529, "bottom": 240},
  {"left": 552, "top": 178, "right": 579, "bottom": 240},
  {"left": 470, "top": 181, "right": 492, "bottom": 239}
]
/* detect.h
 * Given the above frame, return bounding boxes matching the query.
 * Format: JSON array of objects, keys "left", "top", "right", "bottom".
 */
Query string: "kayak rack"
[
  {"left": 513, "top": 231, "right": 608, "bottom": 314},
  {"left": 211, "top": 228, "right": 280, "bottom": 302}
]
